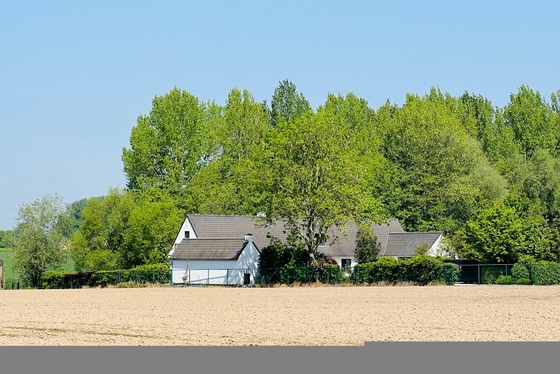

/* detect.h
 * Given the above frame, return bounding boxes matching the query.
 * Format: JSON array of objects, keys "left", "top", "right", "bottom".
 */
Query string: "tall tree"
[
  {"left": 379, "top": 90, "right": 506, "bottom": 233},
  {"left": 122, "top": 87, "right": 206, "bottom": 210},
  {"left": 257, "top": 99, "right": 384, "bottom": 261},
  {"left": 270, "top": 79, "right": 311, "bottom": 127},
  {"left": 9, "top": 193, "right": 70, "bottom": 287},
  {"left": 454, "top": 200, "right": 525, "bottom": 263},
  {"left": 504, "top": 85, "right": 557, "bottom": 160},
  {"left": 354, "top": 228, "right": 381, "bottom": 264},
  {"left": 186, "top": 88, "right": 268, "bottom": 214},
  {"left": 70, "top": 188, "right": 183, "bottom": 271}
]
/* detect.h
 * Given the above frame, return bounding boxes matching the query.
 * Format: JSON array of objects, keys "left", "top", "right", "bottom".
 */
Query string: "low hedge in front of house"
[
  {"left": 41, "top": 264, "right": 170, "bottom": 289},
  {"left": 352, "top": 256, "right": 459, "bottom": 285}
]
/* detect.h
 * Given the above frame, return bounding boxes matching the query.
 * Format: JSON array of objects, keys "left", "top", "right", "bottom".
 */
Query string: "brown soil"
[{"left": 1, "top": 285, "right": 560, "bottom": 345}]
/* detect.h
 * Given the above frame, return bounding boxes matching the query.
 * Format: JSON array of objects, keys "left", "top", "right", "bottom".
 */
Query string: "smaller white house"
[{"left": 169, "top": 234, "right": 260, "bottom": 286}]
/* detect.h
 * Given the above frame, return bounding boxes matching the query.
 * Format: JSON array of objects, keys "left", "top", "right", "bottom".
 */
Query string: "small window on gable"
[
  {"left": 315, "top": 233, "right": 327, "bottom": 247},
  {"left": 185, "top": 231, "right": 190, "bottom": 239}
]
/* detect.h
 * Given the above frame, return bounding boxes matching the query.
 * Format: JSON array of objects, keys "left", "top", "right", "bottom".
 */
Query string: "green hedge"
[
  {"left": 511, "top": 259, "right": 560, "bottom": 285},
  {"left": 352, "top": 256, "right": 458, "bottom": 286},
  {"left": 259, "top": 265, "right": 347, "bottom": 285},
  {"left": 41, "top": 264, "right": 171, "bottom": 289}
]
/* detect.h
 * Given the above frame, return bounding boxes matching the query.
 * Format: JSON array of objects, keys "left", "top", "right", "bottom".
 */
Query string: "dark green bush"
[
  {"left": 534, "top": 261, "right": 560, "bottom": 285},
  {"left": 41, "top": 271, "right": 66, "bottom": 289},
  {"left": 511, "top": 263, "right": 530, "bottom": 280},
  {"left": 39, "top": 264, "right": 171, "bottom": 289},
  {"left": 441, "top": 262, "right": 460, "bottom": 285},
  {"left": 480, "top": 265, "right": 511, "bottom": 284},
  {"left": 495, "top": 275, "right": 514, "bottom": 285},
  {"left": 402, "top": 256, "right": 442, "bottom": 286}
]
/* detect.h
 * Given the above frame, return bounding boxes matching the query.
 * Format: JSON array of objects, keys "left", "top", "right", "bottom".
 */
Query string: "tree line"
[{"left": 8, "top": 80, "right": 560, "bottom": 287}]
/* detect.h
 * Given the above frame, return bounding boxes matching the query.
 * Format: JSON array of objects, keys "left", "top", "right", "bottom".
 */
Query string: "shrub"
[
  {"left": 495, "top": 275, "right": 514, "bottom": 285},
  {"left": 402, "top": 256, "right": 442, "bottom": 286},
  {"left": 441, "top": 262, "right": 460, "bottom": 285},
  {"left": 511, "top": 263, "right": 530, "bottom": 280},
  {"left": 534, "top": 261, "right": 560, "bottom": 285},
  {"left": 480, "top": 265, "right": 509, "bottom": 284},
  {"left": 41, "top": 271, "right": 66, "bottom": 289},
  {"left": 516, "top": 278, "right": 532, "bottom": 285},
  {"left": 371, "top": 257, "right": 400, "bottom": 284}
]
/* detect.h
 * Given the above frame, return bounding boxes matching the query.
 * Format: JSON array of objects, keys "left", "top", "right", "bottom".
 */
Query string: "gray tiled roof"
[
  {"left": 319, "top": 219, "right": 404, "bottom": 257},
  {"left": 186, "top": 215, "right": 405, "bottom": 258},
  {"left": 382, "top": 232, "right": 443, "bottom": 258},
  {"left": 170, "top": 238, "right": 249, "bottom": 260},
  {"left": 187, "top": 215, "right": 290, "bottom": 249}
]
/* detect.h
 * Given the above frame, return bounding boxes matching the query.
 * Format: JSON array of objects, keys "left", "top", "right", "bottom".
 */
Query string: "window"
[
  {"left": 341, "top": 259, "right": 351, "bottom": 270},
  {"left": 185, "top": 231, "right": 190, "bottom": 238}
]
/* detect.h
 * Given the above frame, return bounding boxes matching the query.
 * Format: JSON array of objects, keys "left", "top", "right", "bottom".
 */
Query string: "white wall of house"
[
  {"left": 331, "top": 256, "right": 356, "bottom": 270},
  {"left": 170, "top": 239, "right": 260, "bottom": 285},
  {"left": 426, "top": 235, "right": 448, "bottom": 257},
  {"left": 169, "top": 217, "right": 197, "bottom": 258}
]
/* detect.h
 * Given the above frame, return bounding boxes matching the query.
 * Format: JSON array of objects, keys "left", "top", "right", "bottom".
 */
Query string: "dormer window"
[{"left": 185, "top": 231, "right": 190, "bottom": 238}]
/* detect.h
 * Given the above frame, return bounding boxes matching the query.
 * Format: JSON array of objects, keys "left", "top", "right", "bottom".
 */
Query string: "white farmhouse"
[{"left": 168, "top": 214, "right": 447, "bottom": 285}]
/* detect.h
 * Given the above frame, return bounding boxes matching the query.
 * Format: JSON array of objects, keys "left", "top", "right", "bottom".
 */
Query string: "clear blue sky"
[{"left": 1, "top": 0, "right": 559, "bottom": 230}]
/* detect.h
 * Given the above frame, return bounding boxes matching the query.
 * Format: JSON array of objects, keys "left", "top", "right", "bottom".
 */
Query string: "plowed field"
[{"left": 1, "top": 285, "right": 560, "bottom": 345}]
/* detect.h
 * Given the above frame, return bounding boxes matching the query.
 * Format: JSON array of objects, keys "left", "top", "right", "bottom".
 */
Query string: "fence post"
[
  {"left": 505, "top": 265, "right": 508, "bottom": 285},
  {"left": 226, "top": 269, "right": 229, "bottom": 286},
  {"left": 478, "top": 264, "right": 481, "bottom": 285},
  {"left": 533, "top": 264, "right": 537, "bottom": 285}
]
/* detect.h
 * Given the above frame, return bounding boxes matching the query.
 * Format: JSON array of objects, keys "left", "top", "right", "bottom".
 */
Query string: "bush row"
[
  {"left": 467, "top": 259, "right": 560, "bottom": 285},
  {"left": 511, "top": 259, "right": 560, "bottom": 285},
  {"left": 41, "top": 264, "right": 171, "bottom": 289},
  {"left": 259, "top": 256, "right": 459, "bottom": 286},
  {"left": 259, "top": 264, "right": 347, "bottom": 285},
  {"left": 352, "top": 256, "right": 459, "bottom": 286}
]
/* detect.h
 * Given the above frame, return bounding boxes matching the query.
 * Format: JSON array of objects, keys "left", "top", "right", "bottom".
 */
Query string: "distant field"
[
  {"left": 0, "top": 249, "right": 75, "bottom": 282},
  {"left": 0, "top": 248, "right": 17, "bottom": 279}
]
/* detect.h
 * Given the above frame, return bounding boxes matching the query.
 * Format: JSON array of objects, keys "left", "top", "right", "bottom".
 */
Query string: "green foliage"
[
  {"left": 516, "top": 278, "right": 532, "bottom": 285},
  {"left": 258, "top": 94, "right": 384, "bottom": 260},
  {"left": 378, "top": 89, "right": 506, "bottom": 234},
  {"left": 533, "top": 261, "right": 560, "bottom": 285},
  {"left": 354, "top": 228, "right": 381, "bottom": 264},
  {"left": 122, "top": 87, "right": 206, "bottom": 211},
  {"left": 270, "top": 79, "right": 311, "bottom": 127},
  {"left": 70, "top": 188, "right": 182, "bottom": 271},
  {"left": 0, "top": 248, "right": 16, "bottom": 279},
  {"left": 0, "top": 230, "right": 11, "bottom": 248},
  {"left": 185, "top": 89, "right": 268, "bottom": 215},
  {"left": 117, "top": 83, "right": 560, "bottom": 266},
  {"left": 40, "top": 263, "right": 170, "bottom": 289},
  {"left": 441, "top": 262, "right": 460, "bottom": 285},
  {"left": 41, "top": 270, "right": 66, "bottom": 289},
  {"left": 504, "top": 85, "right": 557, "bottom": 160},
  {"left": 402, "top": 255, "right": 443, "bottom": 286},
  {"left": 511, "top": 263, "right": 530, "bottom": 280},
  {"left": 352, "top": 256, "right": 456, "bottom": 285},
  {"left": 495, "top": 275, "right": 514, "bottom": 284},
  {"left": 10, "top": 193, "right": 70, "bottom": 288},
  {"left": 455, "top": 200, "right": 524, "bottom": 263},
  {"left": 259, "top": 237, "right": 310, "bottom": 270}
]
